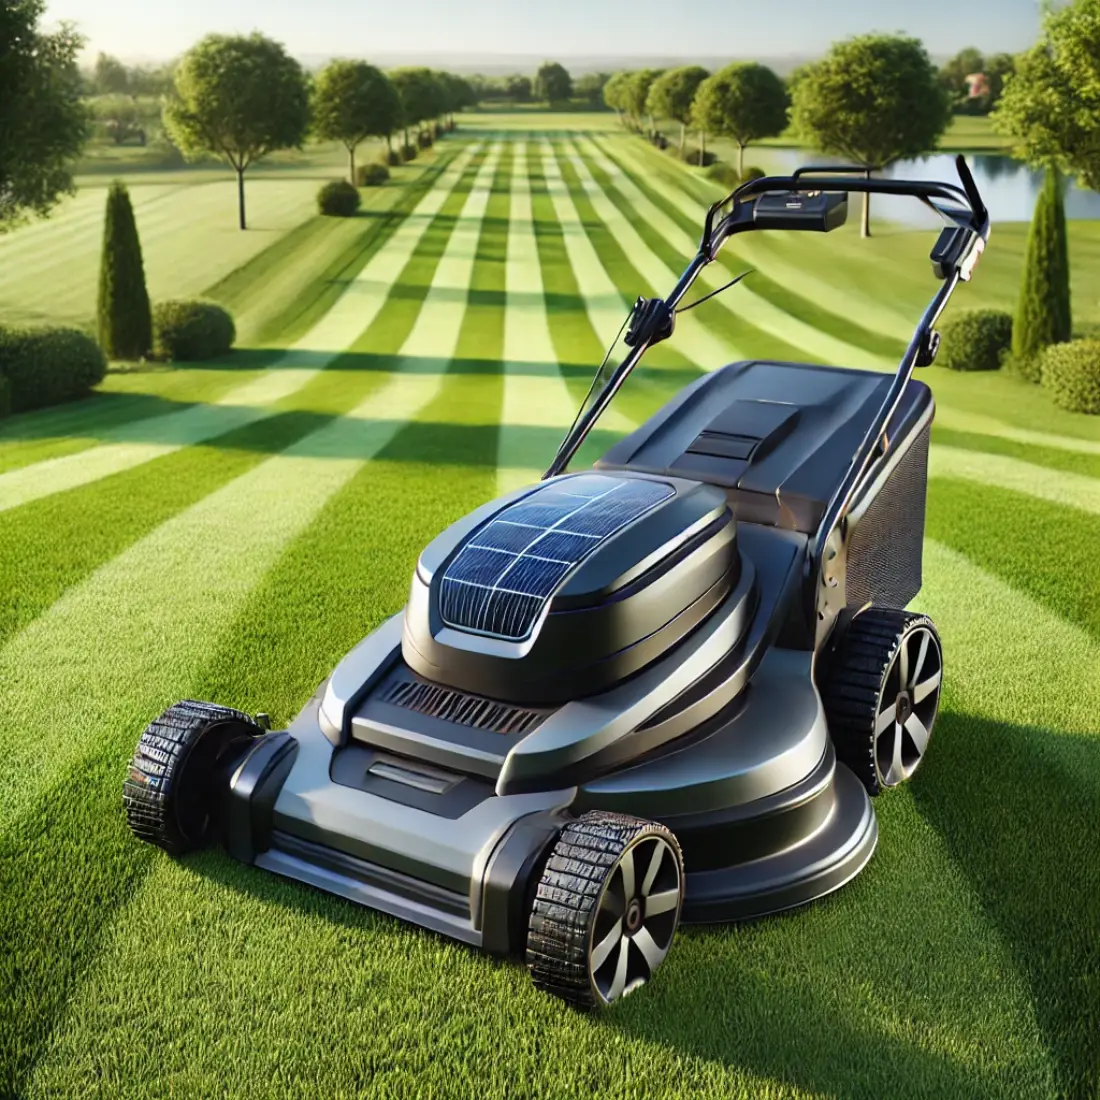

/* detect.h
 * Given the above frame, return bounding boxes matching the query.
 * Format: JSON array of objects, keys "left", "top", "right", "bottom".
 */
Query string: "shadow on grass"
[{"left": 911, "top": 711, "right": 1100, "bottom": 1100}]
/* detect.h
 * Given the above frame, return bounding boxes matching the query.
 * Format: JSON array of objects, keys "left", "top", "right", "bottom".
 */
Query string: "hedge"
[
  {"left": 1040, "top": 339, "right": 1100, "bottom": 414},
  {"left": 357, "top": 162, "right": 390, "bottom": 187},
  {"left": 0, "top": 325, "right": 108, "bottom": 412},
  {"left": 317, "top": 179, "right": 361, "bottom": 217},
  {"left": 937, "top": 309, "right": 1013, "bottom": 372},
  {"left": 152, "top": 300, "right": 236, "bottom": 362}
]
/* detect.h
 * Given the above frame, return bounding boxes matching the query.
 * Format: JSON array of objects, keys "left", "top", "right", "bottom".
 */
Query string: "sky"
[{"left": 42, "top": 0, "right": 1044, "bottom": 64}]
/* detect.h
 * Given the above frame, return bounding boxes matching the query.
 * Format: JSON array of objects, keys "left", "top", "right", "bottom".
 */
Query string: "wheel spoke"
[
  {"left": 640, "top": 840, "right": 665, "bottom": 897},
  {"left": 912, "top": 667, "right": 942, "bottom": 704},
  {"left": 884, "top": 723, "right": 905, "bottom": 785},
  {"left": 618, "top": 846, "right": 636, "bottom": 902},
  {"left": 897, "top": 638, "right": 909, "bottom": 691},
  {"left": 608, "top": 935, "right": 630, "bottom": 1000},
  {"left": 905, "top": 712, "right": 931, "bottom": 757},
  {"left": 875, "top": 700, "right": 897, "bottom": 735},
  {"left": 632, "top": 925, "right": 668, "bottom": 974},
  {"left": 644, "top": 887, "right": 680, "bottom": 916},
  {"left": 591, "top": 918, "right": 622, "bottom": 972},
  {"left": 910, "top": 629, "right": 928, "bottom": 686}
]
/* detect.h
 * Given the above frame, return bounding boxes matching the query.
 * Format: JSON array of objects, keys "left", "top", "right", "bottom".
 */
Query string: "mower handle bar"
[{"left": 544, "top": 157, "right": 991, "bottom": 587}]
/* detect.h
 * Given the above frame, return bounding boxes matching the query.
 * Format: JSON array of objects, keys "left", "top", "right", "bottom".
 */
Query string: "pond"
[{"left": 759, "top": 149, "right": 1100, "bottom": 226}]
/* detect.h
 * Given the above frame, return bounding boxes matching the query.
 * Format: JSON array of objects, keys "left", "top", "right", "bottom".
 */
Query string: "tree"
[
  {"left": 128, "top": 62, "right": 175, "bottom": 99},
  {"left": 164, "top": 33, "right": 309, "bottom": 231},
  {"left": 97, "top": 181, "right": 152, "bottom": 360},
  {"left": 1012, "top": 166, "right": 1072, "bottom": 375},
  {"left": 646, "top": 66, "right": 709, "bottom": 157},
  {"left": 690, "top": 63, "right": 787, "bottom": 176},
  {"left": 790, "top": 34, "right": 951, "bottom": 237},
  {"left": 312, "top": 61, "right": 401, "bottom": 183},
  {"left": 939, "top": 46, "right": 985, "bottom": 106},
  {"left": 437, "top": 72, "right": 475, "bottom": 127},
  {"left": 390, "top": 67, "right": 442, "bottom": 148},
  {"left": 504, "top": 74, "right": 532, "bottom": 103},
  {"left": 983, "top": 52, "right": 1016, "bottom": 110},
  {"left": 992, "top": 0, "right": 1100, "bottom": 193},
  {"left": 624, "top": 69, "right": 663, "bottom": 133},
  {"left": 575, "top": 72, "right": 609, "bottom": 108},
  {"left": 0, "top": 0, "right": 88, "bottom": 227},
  {"left": 93, "top": 52, "right": 130, "bottom": 96},
  {"left": 603, "top": 71, "right": 632, "bottom": 125},
  {"left": 534, "top": 61, "right": 573, "bottom": 107}
]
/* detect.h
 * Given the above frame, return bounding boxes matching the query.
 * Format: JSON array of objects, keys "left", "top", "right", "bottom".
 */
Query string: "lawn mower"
[{"left": 125, "top": 156, "right": 990, "bottom": 1008}]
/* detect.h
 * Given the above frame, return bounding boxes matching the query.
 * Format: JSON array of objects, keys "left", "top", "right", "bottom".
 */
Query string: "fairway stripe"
[
  {"left": 577, "top": 137, "right": 887, "bottom": 370},
  {"left": 933, "top": 405, "right": 1100, "bottom": 455},
  {"left": 0, "top": 146, "right": 482, "bottom": 515},
  {"left": 0, "top": 145, "right": 504, "bottom": 837},
  {"left": 558, "top": 140, "right": 741, "bottom": 370},
  {"left": 930, "top": 444, "right": 1100, "bottom": 515},
  {"left": 592, "top": 135, "right": 917, "bottom": 345},
  {"left": 497, "top": 142, "right": 631, "bottom": 495}
]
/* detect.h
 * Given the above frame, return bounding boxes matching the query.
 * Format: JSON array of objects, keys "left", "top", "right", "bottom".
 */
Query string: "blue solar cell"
[{"left": 438, "top": 474, "right": 673, "bottom": 641}]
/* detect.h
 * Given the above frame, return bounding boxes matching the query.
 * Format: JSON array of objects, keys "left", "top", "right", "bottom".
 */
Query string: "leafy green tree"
[
  {"left": 93, "top": 51, "right": 130, "bottom": 96},
  {"left": 97, "top": 181, "right": 152, "bottom": 360},
  {"left": 992, "top": 0, "right": 1100, "bottom": 193},
  {"left": 128, "top": 62, "right": 175, "bottom": 98},
  {"left": 939, "top": 46, "right": 985, "bottom": 106},
  {"left": 690, "top": 63, "right": 787, "bottom": 176},
  {"left": 164, "top": 33, "right": 309, "bottom": 231},
  {"left": 603, "top": 71, "right": 632, "bottom": 125},
  {"left": 983, "top": 53, "right": 1016, "bottom": 110},
  {"left": 390, "top": 67, "right": 442, "bottom": 148},
  {"left": 437, "top": 72, "right": 475, "bottom": 126},
  {"left": 575, "top": 72, "right": 610, "bottom": 108},
  {"left": 0, "top": 0, "right": 88, "bottom": 226},
  {"left": 624, "top": 69, "right": 663, "bottom": 133},
  {"left": 1012, "top": 166, "right": 1072, "bottom": 376},
  {"left": 534, "top": 61, "right": 573, "bottom": 107},
  {"left": 790, "top": 34, "right": 951, "bottom": 237},
  {"left": 504, "top": 74, "right": 532, "bottom": 103},
  {"left": 646, "top": 66, "right": 709, "bottom": 157},
  {"left": 312, "top": 61, "right": 401, "bottom": 183}
]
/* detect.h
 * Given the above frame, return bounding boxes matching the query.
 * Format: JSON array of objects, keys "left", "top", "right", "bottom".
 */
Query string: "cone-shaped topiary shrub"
[
  {"left": 1011, "top": 166, "right": 1072, "bottom": 381},
  {"left": 97, "top": 181, "right": 153, "bottom": 361},
  {"left": 938, "top": 309, "right": 1013, "bottom": 371}
]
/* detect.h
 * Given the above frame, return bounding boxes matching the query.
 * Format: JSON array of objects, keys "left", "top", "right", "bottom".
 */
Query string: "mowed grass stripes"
[{"left": 0, "top": 129, "right": 1097, "bottom": 1100}]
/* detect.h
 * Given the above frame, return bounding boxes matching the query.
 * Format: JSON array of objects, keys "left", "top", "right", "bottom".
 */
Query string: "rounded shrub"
[
  {"left": 417, "top": 130, "right": 433, "bottom": 149},
  {"left": 382, "top": 147, "right": 402, "bottom": 167},
  {"left": 0, "top": 324, "right": 108, "bottom": 412},
  {"left": 1040, "top": 339, "right": 1100, "bottom": 414},
  {"left": 153, "top": 300, "right": 236, "bottom": 362},
  {"left": 741, "top": 165, "right": 766, "bottom": 183},
  {"left": 682, "top": 145, "right": 717, "bottom": 167},
  {"left": 402, "top": 143, "right": 418, "bottom": 162},
  {"left": 937, "top": 309, "right": 1013, "bottom": 372},
  {"left": 357, "top": 162, "right": 390, "bottom": 187},
  {"left": 317, "top": 179, "right": 361, "bottom": 217},
  {"left": 705, "top": 162, "right": 740, "bottom": 190}
]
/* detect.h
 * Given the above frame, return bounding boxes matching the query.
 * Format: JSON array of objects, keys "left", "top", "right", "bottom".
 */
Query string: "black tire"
[
  {"left": 123, "top": 700, "right": 262, "bottom": 856},
  {"left": 820, "top": 608, "right": 944, "bottom": 796},
  {"left": 526, "top": 810, "right": 683, "bottom": 1009}
]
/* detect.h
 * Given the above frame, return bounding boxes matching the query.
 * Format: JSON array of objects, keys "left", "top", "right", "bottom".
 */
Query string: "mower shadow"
[
  {"left": 911, "top": 711, "right": 1100, "bottom": 1099},
  {"left": 605, "top": 710, "right": 1098, "bottom": 1100}
]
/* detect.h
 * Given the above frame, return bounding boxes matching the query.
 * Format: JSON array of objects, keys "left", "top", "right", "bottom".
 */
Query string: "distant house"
[{"left": 965, "top": 72, "right": 990, "bottom": 98}]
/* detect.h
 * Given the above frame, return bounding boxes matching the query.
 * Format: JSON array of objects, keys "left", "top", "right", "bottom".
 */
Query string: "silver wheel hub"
[
  {"left": 875, "top": 626, "right": 942, "bottom": 787},
  {"left": 589, "top": 834, "right": 682, "bottom": 1004}
]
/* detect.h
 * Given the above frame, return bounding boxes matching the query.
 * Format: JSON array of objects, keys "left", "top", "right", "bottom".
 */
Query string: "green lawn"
[{"left": 0, "top": 127, "right": 1097, "bottom": 1100}]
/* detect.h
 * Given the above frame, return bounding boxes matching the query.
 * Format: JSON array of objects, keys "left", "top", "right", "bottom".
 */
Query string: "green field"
[{"left": 0, "top": 127, "right": 1098, "bottom": 1100}]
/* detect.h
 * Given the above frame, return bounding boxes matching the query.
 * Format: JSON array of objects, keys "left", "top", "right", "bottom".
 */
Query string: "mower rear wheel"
[
  {"left": 123, "top": 700, "right": 262, "bottom": 856},
  {"left": 821, "top": 608, "right": 943, "bottom": 796},
  {"left": 526, "top": 810, "right": 684, "bottom": 1009}
]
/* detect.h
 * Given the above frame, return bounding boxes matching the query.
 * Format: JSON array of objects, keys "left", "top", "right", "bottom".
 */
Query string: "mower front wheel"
[
  {"left": 526, "top": 811, "right": 684, "bottom": 1009},
  {"left": 123, "top": 700, "right": 263, "bottom": 856}
]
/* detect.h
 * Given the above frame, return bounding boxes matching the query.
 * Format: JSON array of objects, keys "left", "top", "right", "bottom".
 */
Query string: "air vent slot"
[{"left": 379, "top": 675, "right": 547, "bottom": 736}]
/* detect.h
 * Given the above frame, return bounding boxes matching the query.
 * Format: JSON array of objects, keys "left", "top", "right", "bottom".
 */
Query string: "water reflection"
[{"left": 762, "top": 149, "right": 1100, "bottom": 225}]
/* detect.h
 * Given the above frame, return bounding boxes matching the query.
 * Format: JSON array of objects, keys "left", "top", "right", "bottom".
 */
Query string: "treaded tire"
[
  {"left": 820, "top": 608, "right": 943, "bottom": 796},
  {"left": 123, "top": 700, "right": 262, "bottom": 856},
  {"left": 526, "top": 810, "right": 683, "bottom": 1009}
]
